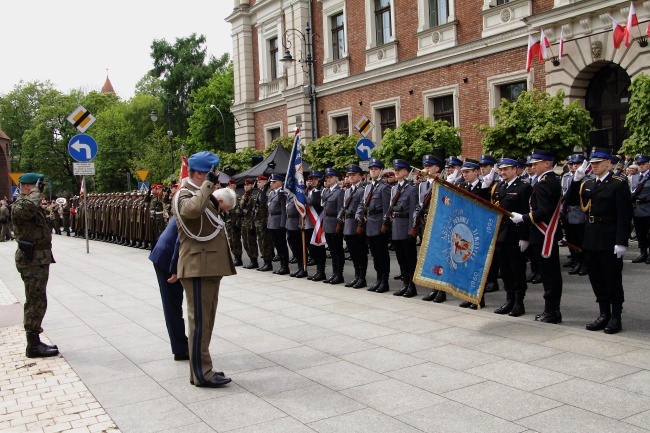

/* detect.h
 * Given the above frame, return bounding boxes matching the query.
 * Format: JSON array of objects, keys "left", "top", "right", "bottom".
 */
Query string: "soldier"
[
  {"left": 267, "top": 174, "right": 289, "bottom": 275},
  {"left": 357, "top": 159, "right": 391, "bottom": 293},
  {"left": 390, "top": 159, "right": 419, "bottom": 298},
  {"left": 480, "top": 154, "right": 501, "bottom": 294},
  {"left": 150, "top": 184, "right": 166, "bottom": 247},
  {"left": 61, "top": 198, "right": 71, "bottom": 236},
  {"left": 341, "top": 164, "right": 368, "bottom": 288},
  {"left": 305, "top": 171, "right": 327, "bottom": 281},
  {"left": 510, "top": 149, "right": 564, "bottom": 324},
  {"left": 631, "top": 154, "right": 650, "bottom": 263},
  {"left": 0, "top": 199, "right": 11, "bottom": 241},
  {"left": 492, "top": 157, "right": 532, "bottom": 317},
  {"left": 253, "top": 176, "right": 275, "bottom": 272},
  {"left": 562, "top": 154, "right": 588, "bottom": 275},
  {"left": 445, "top": 156, "right": 464, "bottom": 186},
  {"left": 224, "top": 179, "right": 243, "bottom": 266},
  {"left": 570, "top": 148, "right": 632, "bottom": 334},
  {"left": 285, "top": 185, "right": 308, "bottom": 278},
  {"left": 12, "top": 173, "right": 59, "bottom": 358},
  {"left": 239, "top": 179, "right": 259, "bottom": 269},
  {"left": 322, "top": 168, "right": 345, "bottom": 284}
]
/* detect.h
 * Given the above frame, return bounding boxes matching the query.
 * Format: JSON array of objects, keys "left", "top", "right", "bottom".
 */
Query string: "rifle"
[
  {"left": 410, "top": 187, "right": 432, "bottom": 237},
  {"left": 336, "top": 186, "right": 357, "bottom": 233},
  {"left": 252, "top": 180, "right": 271, "bottom": 218},
  {"left": 356, "top": 182, "right": 378, "bottom": 234},
  {"left": 381, "top": 183, "right": 405, "bottom": 234}
]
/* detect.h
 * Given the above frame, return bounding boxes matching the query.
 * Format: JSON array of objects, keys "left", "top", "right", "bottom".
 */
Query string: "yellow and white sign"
[{"left": 66, "top": 105, "right": 96, "bottom": 133}]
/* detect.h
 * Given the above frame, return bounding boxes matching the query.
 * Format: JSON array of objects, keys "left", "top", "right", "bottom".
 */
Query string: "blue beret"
[
  {"left": 497, "top": 157, "right": 519, "bottom": 168},
  {"left": 529, "top": 149, "right": 555, "bottom": 163},
  {"left": 422, "top": 154, "right": 444, "bottom": 167},
  {"left": 269, "top": 174, "right": 285, "bottom": 182},
  {"left": 567, "top": 154, "right": 585, "bottom": 164},
  {"left": 324, "top": 168, "right": 339, "bottom": 177},
  {"left": 635, "top": 154, "right": 650, "bottom": 164},
  {"left": 18, "top": 173, "right": 45, "bottom": 184},
  {"left": 448, "top": 156, "right": 463, "bottom": 167},
  {"left": 347, "top": 164, "right": 363, "bottom": 174},
  {"left": 308, "top": 170, "right": 323, "bottom": 178},
  {"left": 461, "top": 158, "right": 480, "bottom": 170},
  {"left": 480, "top": 154, "right": 497, "bottom": 166},
  {"left": 589, "top": 147, "right": 611, "bottom": 163},
  {"left": 393, "top": 159, "right": 410, "bottom": 170},
  {"left": 188, "top": 151, "right": 220, "bottom": 172},
  {"left": 368, "top": 158, "right": 384, "bottom": 169}
]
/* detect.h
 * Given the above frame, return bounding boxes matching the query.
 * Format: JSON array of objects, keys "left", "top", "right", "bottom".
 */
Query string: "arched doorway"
[{"left": 585, "top": 63, "right": 631, "bottom": 152}]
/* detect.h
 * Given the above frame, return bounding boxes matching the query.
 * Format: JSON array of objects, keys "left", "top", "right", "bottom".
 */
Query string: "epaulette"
[{"left": 612, "top": 174, "right": 627, "bottom": 182}]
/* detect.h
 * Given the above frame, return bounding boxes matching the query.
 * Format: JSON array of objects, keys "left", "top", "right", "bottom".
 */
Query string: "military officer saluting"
[
  {"left": 321, "top": 168, "right": 345, "bottom": 284},
  {"left": 570, "top": 148, "right": 632, "bottom": 334}
]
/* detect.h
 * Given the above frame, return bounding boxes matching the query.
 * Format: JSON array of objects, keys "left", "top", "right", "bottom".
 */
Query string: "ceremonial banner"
[
  {"left": 414, "top": 178, "right": 503, "bottom": 306},
  {"left": 284, "top": 129, "right": 306, "bottom": 217}
]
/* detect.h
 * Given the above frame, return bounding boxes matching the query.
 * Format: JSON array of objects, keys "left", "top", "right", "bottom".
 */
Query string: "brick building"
[{"left": 227, "top": 0, "right": 650, "bottom": 158}]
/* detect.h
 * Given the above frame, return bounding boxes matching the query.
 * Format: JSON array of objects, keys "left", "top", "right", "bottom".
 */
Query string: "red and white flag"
[
  {"left": 79, "top": 176, "right": 85, "bottom": 195},
  {"left": 180, "top": 155, "right": 189, "bottom": 181},
  {"left": 558, "top": 28, "right": 565, "bottom": 59},
  {"left": 626, "top": 2, "right": 639, "bottom": 47},
  {"left": 610, "top": 15, "right": 626, "bottom": 49},
  {"left": 540, "top": 29, "right": 551, "bottom": 60},
  {"left": 526, "top": 35, "right": 541, "bottom": 72}
]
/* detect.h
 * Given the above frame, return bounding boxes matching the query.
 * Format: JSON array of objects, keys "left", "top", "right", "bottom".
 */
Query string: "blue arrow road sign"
[
  {"left": 356, "top": 138, "right": 375, "bottom": 161},
  {"left": 68, "top": 134, "right": 98, "bottom": 162}
]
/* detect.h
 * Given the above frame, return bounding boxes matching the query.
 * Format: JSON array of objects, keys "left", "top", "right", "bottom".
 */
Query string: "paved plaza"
[{"left": 1, "top": 236, "right": 650, "bottom": 433}]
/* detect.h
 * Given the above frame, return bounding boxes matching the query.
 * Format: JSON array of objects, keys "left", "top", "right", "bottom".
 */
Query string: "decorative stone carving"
[
  {"left": 580, "top": 18, "right": 592, "bottom": 34},
  {"left": 432, "top": 31, "right": 441, "bottom": 44},
  {"left": 500, "top": 8, "right": 512, "bottom": 23},
  {"left": 591, "top": 41, "right": 602, "bottom": 59},
  {"left": 333, "top": 64, "right": 339, "bottom": 74},
  {"left": 377, "top": 49, "right": 384, "bottom": 60}
]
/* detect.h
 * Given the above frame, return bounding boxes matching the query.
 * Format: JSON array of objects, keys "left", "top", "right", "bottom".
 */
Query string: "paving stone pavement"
[{"left": 1, "top": 236, "right": 650, "bottom": 433}]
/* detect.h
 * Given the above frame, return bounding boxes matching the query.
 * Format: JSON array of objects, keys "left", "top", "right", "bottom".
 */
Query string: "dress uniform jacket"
[
  {"left": 633, "top": 171, "right": 650, "bottom": 218},
  {"left": 356, "top": 180, "right": 391, "bottom": 237},
  {"left": 522, "top": 171, "right": 563, "bottom": 246},
  {"left": 266, "top": 188, "right": 286, "bottom": 230},
  {"left": 390, "top": 181, "right": 418, "bottom": 241},
  {"left": 342, "top": 182, "right": 365, "bottom": 235},
  {"left": 459, "top": 179, "right": 490, "bottom": 201},
  {"left": 285, "top": 195, "right": 301, "bottom": 231},
  {"left": 322, "top": 185, "right": 344, "bottom": 234},
  {"left": 493, "top": 178, "right": 532, "bottom": 244}
]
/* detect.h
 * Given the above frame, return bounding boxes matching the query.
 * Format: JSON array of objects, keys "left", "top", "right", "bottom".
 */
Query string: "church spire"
[{"left": 101, "top": 69, "right": 115, "bottom": 94}]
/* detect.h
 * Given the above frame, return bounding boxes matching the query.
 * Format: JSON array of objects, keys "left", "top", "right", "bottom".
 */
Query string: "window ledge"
[
  {"left": 323, "top": 57, "right": 350, "bottom": 83},
  {"left": 417, "top": 21, "right": 458, "bottom": 56},
  {"left": 365, "top": 40, "right": 399, "bottom": 72},
  {"left": 481, "top": 0, "right": 531, "bottom": 39}
]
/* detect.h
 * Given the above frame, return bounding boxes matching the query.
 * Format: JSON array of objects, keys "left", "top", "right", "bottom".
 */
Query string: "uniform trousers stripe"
[{"left": 192, "top": 277, "right": 206, "bottom": 385}]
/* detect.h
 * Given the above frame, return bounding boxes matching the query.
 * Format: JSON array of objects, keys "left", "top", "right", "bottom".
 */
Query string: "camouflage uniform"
[
  {"left": 239, "top": 186, "right": 259, "bottom": 267},
  {"left": 0, "top": 201, "right": 11, "bottom": 241},
  {"left": 253, "top": 185, "right": 275, "bottom": 264},
  {"left": 224, "top": 192, "right": 243, "bottom": 260},
  {"left": 61, "top": 199, "right": 71, "bottom": 236}
]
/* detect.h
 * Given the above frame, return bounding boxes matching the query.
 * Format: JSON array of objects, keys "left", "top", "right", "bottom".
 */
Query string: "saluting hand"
[{"left": 573, "top": 160, "right": 589, "bottom": 182}]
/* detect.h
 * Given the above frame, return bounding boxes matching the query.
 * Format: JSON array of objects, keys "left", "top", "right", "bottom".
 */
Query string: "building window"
[
  {"left": 432, "top": 95, "right": 454, "bottom": 126},
  {"left": 499, "top": 81, "right": 527, "bottom": 103},
  {"left": 334, "top": 115, "right": 349, "bottom": 135},
  {"left": 269, "top": 37, "right": 279, "bottom": 80},
  {"left": 332, "top": 13, "right": 345, "bottom": 61},
  {"left": 496, "top": 0, "right": 511, "bottom": 4},
  {"left": 379, "top": 106, "right": 396, "bottom": 137},
  {"left": 269, "top": 127, "right": 281, "bottom": 142},
  {"left": 375, "top": 0, "right": 392, "bottom": 46},
  {"left": 428, "top": 0, "right": 448, "bottom": 27}
]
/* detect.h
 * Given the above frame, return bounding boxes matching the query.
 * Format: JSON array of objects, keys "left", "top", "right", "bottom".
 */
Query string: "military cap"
[
  {"left": 151, "top": 183, "right": 163, "bottom": 189},
  {"left": 347, "top": 164, "right": 363, "bottom": 174},
  {"left": 18, "top": 172, "right": 44, "bottom": 184},
  {"left": 611, "top": 154, "right": 621, "bottom": 164},
  {"left": 497, "top": 157, "right": 519, "bottom": 168},
  {"left": 308, "top": 170, "right": 323, "bottom": 179},
  {"left": 589, "top": 147, "right": 612, "bottom": 163},
  {"left": 269, "top": 174, "right": 284, "bottom": 182},
  {"left": 447, "top": 156, "right": 463, "bottom": 167},
  {"left": 324, "top": 168, "right": 339, "bottom": 177},
  {"left": 422, "top": 154, "right": 443, "bottom": 168},
  {"left": 529, "top": 149, "right": 555, "bottom": 163},
  {"left": 228, "top": 178, "right": 236, "bottom": 185},
  {"left": 516, "top": 158, "right": 527, "bottom": 168},
  {"left": 479, "top": 154, "right": 498, "bottom": 166},
  {"left": 567, "top": 154, "right": 586, "bottom": 164},
  {"left": 382, "top": 171, "right": 395, "bottom": 178},
  {"left": 461, "top": 158, "right": 480, "bottom": 171},
  {"left": 244, "top": 179, "right": 255, "bottom": 185},
  {"left": 368, "top": 158, "right": 385, "bottom": 169},
  {"left": 635, "top": 154, "right": 650, "bottom": 164},
  {"left": 171, "top": 183, "right": 180, "bottom": 189},
  {"left": 256, "top": 175, "right": 268, "bottom": 181},
  {"left": 188, "top": 151, "right": 220, "bottom": 172},
  {"left": 393, "top": 159, "right": 410, "bottom": 170}
]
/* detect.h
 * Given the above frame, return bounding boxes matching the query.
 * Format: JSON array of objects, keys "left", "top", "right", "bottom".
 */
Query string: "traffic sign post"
[
  {"left": 355, "top": 138, "right": 375, "bottom": 161},
  {"left": 355, "top": 115, "right": 375, "bottom": 138},
  {"left": 67, "top": 106, "right": 96, "bottom": 133},
  {"left": 73, "top": 163, "right": 96, "bottom": 176},
  {"left": 68, "top": 134, "right": 98, "bottom": 162},
  {"left": 11, "top": 186, "right": 19, "bottom": 197}
]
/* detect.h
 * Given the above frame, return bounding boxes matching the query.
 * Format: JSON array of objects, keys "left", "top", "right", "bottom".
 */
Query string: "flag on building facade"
[
  {"left": 626, "top": 2, "right": 639, "bottom": 47},
  {"left": 610, "top": 14, "right": 627, "bottom": 48},
  {"left": 526, "top": 35, "right": 541, "bottom": 72},
  {"left": 540, "top": 29, "right": 551, "bottom": 59},
  {"left": 558, "top": 28, "right": 565, "bottom": 59},
  {"left": 413, "top": 178, "right": 503, "bottom": 307},
  {"left": 284, "top": 129, "right": 306, "bottom": 217}
]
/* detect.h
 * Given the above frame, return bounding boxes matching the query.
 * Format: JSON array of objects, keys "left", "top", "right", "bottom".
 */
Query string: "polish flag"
[
  {"left": 180, "top": 155, "right": 189, "bottom": 181},
  {"left": 625, "top": 2, "right": 639, "bottom": 47},
  {"left": 526, "top": 35, "right": 541, "bottom": 72},
  {"left": 540, "top": 29, "right": 551, "bottom": 60},
  {"left": 610, "top": 15, "right": 626, "bottom": 49},
  {"left": 558, "top": 28, "right": 565, "bottom": 59},
  {"left": 79, "top": 176, "right": 85, "bottom": 195}
]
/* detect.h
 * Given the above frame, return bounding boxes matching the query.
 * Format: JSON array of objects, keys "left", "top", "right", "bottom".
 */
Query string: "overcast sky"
[{"left": 1, "top": 2, "right": 234, "bottom": 100}]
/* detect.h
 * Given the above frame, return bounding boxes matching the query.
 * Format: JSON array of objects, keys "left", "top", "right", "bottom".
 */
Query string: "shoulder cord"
[
  {"left": 579, "top": 181, "right": 591, "bottom": 213},
  {"left": 173, "top": 188, "right": 224, "bottom": 242}
]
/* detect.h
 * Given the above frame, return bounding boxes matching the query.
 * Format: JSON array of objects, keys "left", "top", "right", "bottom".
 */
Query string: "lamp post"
[
  {"left": 209, "top": 104, "right": 228, "bottom": 151},
  {"left": 279, "top": 22, "right": 318, "bottom": 141},
  {"left": 150, "top": 97, "right": 174, "bottom": 180}
]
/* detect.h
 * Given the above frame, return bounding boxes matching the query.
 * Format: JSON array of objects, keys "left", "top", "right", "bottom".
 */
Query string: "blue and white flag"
[
  {"left": 414, "top": 178, "right": 503, "bottom": 306},
  {"left": 284, "top": 129, "right": 306, "bottom": 217}
]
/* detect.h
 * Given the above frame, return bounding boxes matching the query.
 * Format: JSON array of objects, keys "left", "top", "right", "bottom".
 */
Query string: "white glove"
[
  {"left": 482, "top": 168, "right": 496, "bottom": 188},
  {"left": 518, "top": 240, "right": 529, "bottom": 252},
  {"left": 447, "top": 169, "right": 459, "bottom": 184},
  {"left": 510, "top": 212, "right": 524, "bottom": 224},
  {"left": 573, "top": 160, "right": 589, "bottom": 182},
  {"left": 614, "top": 245, "right": 627, "bottom": 259}
]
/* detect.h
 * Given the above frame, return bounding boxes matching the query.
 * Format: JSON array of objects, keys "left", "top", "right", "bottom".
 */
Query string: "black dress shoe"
[
  {"left": 258, "top": 261, "right": 273, "bottom": 272},
  {"left": 578, "top": 264, "right": 589, "bottom": 276},
  {"left": 632, "top": 253, "right": 648, "bottom": 263},
  {"left": 432, "top": 291, "right": 447, "bottom": 303},
  {"left": 568, "top": 263, "right": 581, "bottom": 275},
  {"left": 273, "top": 255, "right": 281, "bottom": 262},
  {"left": 509, "top": 304, "right": 525, "bottom": 317},
  {"left": 535, "top": 310, "right": 562, "bottom": 324},
  {"left": 393, "top": 274, "right": 404, "bottom": 280},
  {"left": 526, "top": 272, "right": 536, "bottom": 283},
  {"left": 289, "top": 256, "right": 298, "bottom": 264},
  {"left": 531, "top": 274, "right": 543, "bottom": 284},
  {"left": 345, "top": 277, "right": 359, "bottom": 287},
  {"left": 276, "top": 267, "right": 290, "bottom": 275},
  {"left": 295, "top": 269, "right": 308, "bottom": 278},
  {"left": 306, "top": 258, "right": 316, "bottom": 266},
  {"left": 375, "top": 281, "right": 390, "bottom": 293},
  {"left": 174, "top": 353, "right": 190, "bottom": 361},
  {"left": 190, "top": 371, "right": 225, "bottom": 384},
  {"left": 422, "top": 291, "right": 438, "bottom": 301},
  {"left": 484, "top": 282, "right": 499, "bottom": 293},
  {"left": 367, "top": 281, "right": 381, "bottom": 292},
  {"left": 586, "top": 314, "right": 611, "bottom": 331},
  {"left": 243, "top": 261, "right": 259, "bottom": 269},
  {"left": 563, "top": 258, "right": 576, "bottom": 268},
  {"left": 233, "top": 256, "right": 243, "bottom": 267},
  {"left": 459, "top": 301, "right": 472, "bottom": 308},
  {"left": 604, "top": 317, "right": 622, "bottom": 334},
  {"left": 329, "top": 274, "right": 344, "bottom": 284},
  {"left": 494, "top": 301, "right": 514, "bottom": 315},
  {"left": 469, "top": 298, "right": 485, "bottom": 310},
  {"left": 393, "top": 286, "right": 408, "bottom": 296},
  {"left": 195, "top": 374, "right": 231, "bottom": 388},
  {"left": 311, "top": 272, "right": 326, "bottom": 282},
  {"left": 402, "top": 285, "right": 417, "bottom": 298},
  {"left": 353, "top": 278, "right": 367, "bottom": 289},
  {"left": 323, "top": 275, "right": 334, "bottom": 283}
]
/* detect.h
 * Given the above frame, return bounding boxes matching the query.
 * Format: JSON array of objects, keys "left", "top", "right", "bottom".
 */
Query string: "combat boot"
[
  {"left": 632, "top": 248, "right": 647, "bottom": 263},
  {"left": 375, "top": 274, "right": 390, "bottom": 293},
  {"left": 257, "top": 260, "right": 273, "bottom": 272},
  {"left": 294, "top": 266, "right": 308, "bottom": 278},
  {"left": 233, "top": 255, "right": 243, "bottom": 267},
  {"left": 393, "top": 275, "right": 410, "bottom": 296},
  {"left": 26, "top": 332, "right": 59, "bottom": 358},
  {"left": 403, "top": 279, "right": 418, "bottom": 298},
  {"left": 353, "top": 269, "right": 367, "bottom": 289},
  {"left": 311, "top": 262, "right": 327, "bottom": 281},
  {"left": 368, "top": 273, "right": 382, "bottom": 292},
  {"left": 276, "top": 257, "right": 290, "bottom": 275},
  {"left": 244, "top": 259, "right": 259, "bottom": 269},
  {"left": 345, "top": 270, "right": 360, "bottom": 287}
]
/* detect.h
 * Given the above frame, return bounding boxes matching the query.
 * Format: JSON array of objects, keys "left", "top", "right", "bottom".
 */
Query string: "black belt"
[
  {"left": 286, "top": 215, "right": 298, "bottom": 218},
  {"left": 588, "top": 215, "right": 616, "bottom": 223},
  {"left": 269, "top": 212, "right": 281, "bottom": 216},
  {"left": 34, "top": 243, "right": 52, "bottom": 250},
  {"left": 368, "top": 209, "right": 383, "bottom": 216},
  {"left": 325, "top": 212, "right": 338, "bottom": 217},
  {"left": 392, "top": 212, "right": 409, "bottom": 218}
]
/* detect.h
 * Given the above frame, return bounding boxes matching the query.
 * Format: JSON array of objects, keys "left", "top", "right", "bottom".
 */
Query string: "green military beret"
[{"left": 18, "top": 172, "right": 45, "bottom": 184}]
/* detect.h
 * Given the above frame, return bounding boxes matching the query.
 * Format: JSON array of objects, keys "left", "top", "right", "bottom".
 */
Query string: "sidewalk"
[{"left": 1, "top": 236, "right": 650, "bottom": 433}]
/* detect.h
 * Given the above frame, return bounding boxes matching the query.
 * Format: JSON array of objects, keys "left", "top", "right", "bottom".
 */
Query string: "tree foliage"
[
  {"left": 621, "top": 73, "right": 650, "bottom": 155},
  {"left": 303, "top": 134, "right": 359, "bottom": 173},
  {"left": 264, "top": 135, "right": 294, "bottom": 158},
  {"left": 372, "top": 116, "right": 462, "bottom": 166},
  {"left": 480, "top": 90, "right": 592, "bottom": 159},
  {"left": 218, "top": 147, "right": 263, "bottom": 175}
]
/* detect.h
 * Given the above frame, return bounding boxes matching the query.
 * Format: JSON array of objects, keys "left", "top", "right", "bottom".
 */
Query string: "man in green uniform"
[
  {"left": 253, "top": 176, "right": 275, "bottom": 271},
  {"left": 239, "top": 179, "right": 259, "bottom": 269},
  {"left": 12, "top": 173, "right": 59, "bottom": 358},
  {"left": 224, "top": 179, "right": 243, "bottom": 266}
]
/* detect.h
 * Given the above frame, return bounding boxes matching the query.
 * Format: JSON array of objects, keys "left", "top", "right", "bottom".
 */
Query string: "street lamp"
[
  {"left": 150, "top": 96, "right": 174, "bottom": 180},
  {"left": 279, "top": 22, "right": 318, "bottom": 141},
  {"left": 209, "top": 105, "right": 227, "bottom": 151}
]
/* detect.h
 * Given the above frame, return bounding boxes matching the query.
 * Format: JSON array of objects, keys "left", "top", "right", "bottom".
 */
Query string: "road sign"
[
  {"left": 9, "top": 172, "right": 24, "bottom": 185},
  {"left": 355, "top": 138, "right": 375, "bottom": 161},
  {"left": 73, "top": 162, "right": 96, "bottom": 176},
  {"left": 138, "top": 182, "right": 150, "bottom": 191},
  {"left": 68, "top": 134, "right": 98, "bottom": 162},
  {"left": 355, "top": 115, "right": 374, "bottom": 138},
  {"left": 67, "top": 105, "right": 96, "bottom": 133},
  {"left": 136, "top": 170, "right": 150, "bottom": 181},
  {"left": 11, "top": 186, "right": 19, "bottom": 197},
  {"left": 359, "top": 161, "right": 370, "bottom": 171}
]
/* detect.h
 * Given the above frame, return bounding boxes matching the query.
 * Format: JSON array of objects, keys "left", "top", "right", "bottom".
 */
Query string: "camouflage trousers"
[
  {"left": 19, "top": 265, "right": 50, "bottom": 334},
  {"left": 255, "top": 219, "right": 275, "bottom": 261},
  {"left": 241, "top": 222, "right": 258, "bottom": 260},
  {"left": 226, "top": 224, "right": 242, "bottom": 257}
]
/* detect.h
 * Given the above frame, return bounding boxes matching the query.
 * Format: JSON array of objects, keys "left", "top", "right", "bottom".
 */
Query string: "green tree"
[
  {"left": 130, "top": 129, "right": 179, "bottom": 187},
  {"left": 303, "top": 134, "right": 358, "bottom": 173},
  {"left": 480, "top": 90, "right": 592, "bottom": 159},
  {"left": 264, "top": 136, "right": 294, "bottom": 158},
  {"left": 620, "top": 73, "right": 650, "bottom": 155},
  {"left": 219, "top": 147, "right": 263, "bottom": 175},
  {"left": 372, "top": 116, "right": 462, "bottom": 166}
]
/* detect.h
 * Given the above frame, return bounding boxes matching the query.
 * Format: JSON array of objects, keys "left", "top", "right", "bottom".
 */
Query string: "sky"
[{"left": 1, "top": 1, "right": 234, "bottom": 100}]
